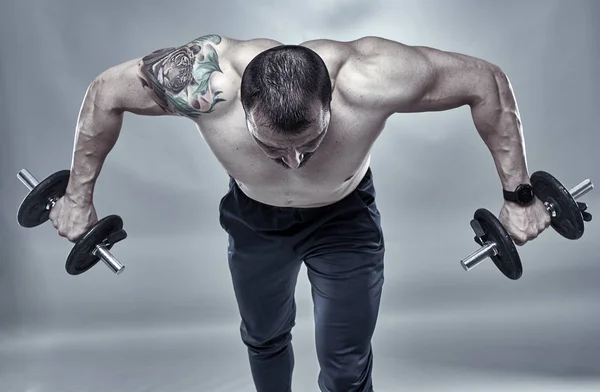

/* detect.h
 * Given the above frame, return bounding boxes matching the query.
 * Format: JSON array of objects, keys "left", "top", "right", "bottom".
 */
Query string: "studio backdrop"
[{"left": 1, "top": 1, "right": 599, "bottom": 391}]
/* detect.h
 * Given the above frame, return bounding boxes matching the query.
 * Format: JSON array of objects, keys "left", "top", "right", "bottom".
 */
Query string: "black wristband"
[{"left": 503, "top": 183, "right": 535, "bottom": 206}]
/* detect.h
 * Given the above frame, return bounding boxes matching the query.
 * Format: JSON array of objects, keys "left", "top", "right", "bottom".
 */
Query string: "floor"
[{"left": 2, "top": 306, "right": 600, "bottom": 392}]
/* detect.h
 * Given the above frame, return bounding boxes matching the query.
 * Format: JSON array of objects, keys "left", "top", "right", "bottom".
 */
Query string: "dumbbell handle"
[
  {"left": 461, "top": 178, "right": 593, "bottom": 272},
  {"left": 17, "top": 169, "right": 125, "bottom": 275},
  {"left": 570, "top": 179, "right": 594, "bottom": 199},
  {"left": 93, "top": 244, "right": 125, "bottom": 275},
  {"left": 18, "top": 169, "right": 39, "bottom": 191},
  {"left": 461, "top": 242, "right": 498, "bottom": 271}
]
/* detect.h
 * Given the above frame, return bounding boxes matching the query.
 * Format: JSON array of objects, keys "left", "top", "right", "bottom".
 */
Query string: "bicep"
[
  {"left": 94, "top": 58, "right": 166, "bottom": 116},
  {"left": 346, "top": 37, "right": 498, "bottom": 114},
  {"left": 98, "top": 34, "right": 228, "bottom": 119},
  {"left": 406, "top": 46, "right": 499, "bottom": 113}
]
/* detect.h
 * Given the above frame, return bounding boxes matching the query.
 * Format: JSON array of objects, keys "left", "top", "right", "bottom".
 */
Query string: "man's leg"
[
  {"left": 220, "top": 177, "right": 304, "bottom": 392},
  {"left": 227, "top": 234, "right": 302, "bottom": 392},
  {"left": 305, "top": 248, "right": 384, "bottom": 392},
  {"left": 303, "top": 171, "right": 385, "bottom": 392}
]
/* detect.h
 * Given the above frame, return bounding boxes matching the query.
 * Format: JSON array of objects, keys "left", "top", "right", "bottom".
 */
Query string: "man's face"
[{"left": 246, "top": 106, "right": 330, "bottom": 169}]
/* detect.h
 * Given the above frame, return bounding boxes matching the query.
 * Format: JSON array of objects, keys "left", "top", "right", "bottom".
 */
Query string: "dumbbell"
[
  {"left": 17, "top": 168, "right": 127, "bottom": 276},
  {"left": 460, "top": 171, "right": 594, "bottom": 280},
  {"left": 531, "top": 171, "right": 593, "bottom": 240}
]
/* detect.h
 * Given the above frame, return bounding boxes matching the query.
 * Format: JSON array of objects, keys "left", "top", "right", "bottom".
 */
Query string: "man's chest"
[{"left": 197, "top": 104, "right": 384, "bottom": 188}]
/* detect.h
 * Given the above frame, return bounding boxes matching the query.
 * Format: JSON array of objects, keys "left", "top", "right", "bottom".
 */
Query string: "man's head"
[{"left": 240, "top": 45, "right": 332, "bottom": 169}]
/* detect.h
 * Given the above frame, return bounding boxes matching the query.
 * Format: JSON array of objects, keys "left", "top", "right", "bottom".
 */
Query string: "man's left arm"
[
  {"left": 345, "top": 36, "right": 529, "bottom": 191},
  {"left": 342, "top": 36, "right": 549, "bottom": 244}
]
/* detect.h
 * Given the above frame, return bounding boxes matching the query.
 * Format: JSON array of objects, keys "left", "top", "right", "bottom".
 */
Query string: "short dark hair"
[{"left": 240, "top": 45, "right": 332, "bottom": 135}]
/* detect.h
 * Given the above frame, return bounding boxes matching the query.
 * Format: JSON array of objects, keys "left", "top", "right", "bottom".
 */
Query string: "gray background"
[{"left": 1, "top": 0, "right": 599, "bottom": 391}]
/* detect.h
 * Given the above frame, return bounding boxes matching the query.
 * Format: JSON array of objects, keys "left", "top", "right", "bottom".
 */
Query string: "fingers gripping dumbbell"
[
  {"left": 17, "top": 169, "right": 127, "bottom": 276},
  {"left": 460, "top": 172, "right": 594, "bottom": 280}
]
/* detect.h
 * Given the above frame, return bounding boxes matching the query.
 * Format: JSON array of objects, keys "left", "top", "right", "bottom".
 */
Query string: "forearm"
[
  {"left": 66, "top": 79, "right": 124, "bottom": 202},
  {"left": 470, "top": 69, "right": 530, "bottom": 190},
  {"left": 65, "top": 57, "right": 168, "bottom": 202}
]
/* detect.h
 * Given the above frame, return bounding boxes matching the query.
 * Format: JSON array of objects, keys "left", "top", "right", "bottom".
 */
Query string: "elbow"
[
  {"left": 465, "top": 63, "right": 499, "bottom": 108},
  {"left": 489, "top": 65, "right": 513, "bottom": 94},
  {"left": 88, "top": 71, "right": 112, "bottom": 95},
  {"left": 475, "top": 64, "right": 518, "bottom": 114},
  {"left": 491, "top": 66, "right": 520, "bottom": 118},
  {"left": 471, "top": 65, "right": 521, "bottom": 131},
  {"left": 86, "top": 74, "right": 119, "bottom": 112}
]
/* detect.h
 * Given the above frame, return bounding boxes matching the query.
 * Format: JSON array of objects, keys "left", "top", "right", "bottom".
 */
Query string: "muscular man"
[{"left": 49, "top": 35, "right": 551, "bottom": 392}]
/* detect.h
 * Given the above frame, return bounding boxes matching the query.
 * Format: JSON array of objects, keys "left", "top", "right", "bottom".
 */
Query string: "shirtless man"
[{"left": 49, "top": 35, "right": 551, "bottom": 392}]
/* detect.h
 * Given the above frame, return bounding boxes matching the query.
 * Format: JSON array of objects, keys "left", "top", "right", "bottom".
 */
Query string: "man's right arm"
[{"left": 66, "top": 34, "right": 227, "bottom": 203}]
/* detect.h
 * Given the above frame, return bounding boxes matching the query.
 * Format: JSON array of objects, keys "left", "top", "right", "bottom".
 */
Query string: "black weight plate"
[
  {"left": 17, "top": 170, "right": 70, "bottom": 228},
  {"left": 474, "top": 208, "right": 523, "bottom": 280},
  {"left": 531, "top": 171, "right": 584, "bottom": 240},
  {"left": 65, "top": 215, "right": 123, "bottom": 275}
]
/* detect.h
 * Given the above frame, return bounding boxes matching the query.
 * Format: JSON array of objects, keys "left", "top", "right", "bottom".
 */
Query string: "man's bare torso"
[{"left": 186, "top": 37, "right": 390, "bottom": 208}]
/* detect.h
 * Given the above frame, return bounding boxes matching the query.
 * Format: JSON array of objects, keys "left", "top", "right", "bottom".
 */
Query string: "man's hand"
[
  {"left": 49, "top": 196, "right": 98, "bottom": 243},
  {"left": 498, "top": 199, "right": 551, "bottom": 246}
]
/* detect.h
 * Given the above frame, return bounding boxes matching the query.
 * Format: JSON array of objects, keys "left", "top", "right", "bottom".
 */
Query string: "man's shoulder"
[
  {"left": 225, "top": 36, "right": 386, "bottom": 65},
  {"left": 298, "top": 36, "right": 392, "bottom": 61},
  {"left": 223, "top": 36, "right": 393, "bottom": 76},
  {"left": 223, "top": 37, "right": 283, "bottom": 75},
  {"left": 298, "top": 39, "right": 353, "bottom": 75},
  {"left": 298, "top": 36, "right": 404, "bottom": 82}
]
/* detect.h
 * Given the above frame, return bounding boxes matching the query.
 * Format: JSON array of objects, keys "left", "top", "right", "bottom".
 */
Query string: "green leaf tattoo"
[{"left": 138, "top": 34, "right": 226, "bottom": 118}]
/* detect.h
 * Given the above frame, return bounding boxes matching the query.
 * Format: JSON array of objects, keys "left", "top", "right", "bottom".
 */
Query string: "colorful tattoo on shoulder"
[{"left": 138, "top": 34, "right": 226, "bottom": 118}]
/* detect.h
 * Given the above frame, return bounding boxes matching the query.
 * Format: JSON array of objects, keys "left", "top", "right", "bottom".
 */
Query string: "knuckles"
[
  {"left": 60, "top": 230, "right": 82, "bottom": 242},
  {"left": 66, "top": 235, "right": 80, "bottom": 242},
  {"left": 510, "top": 227, "right": 542, "bottom": 245},
  {"left": 57, "top": 227, "right": 76, "bottom": 241}
]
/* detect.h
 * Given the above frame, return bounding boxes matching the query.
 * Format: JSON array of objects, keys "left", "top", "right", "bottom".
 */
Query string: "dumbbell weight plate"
[
  {"left": 530, "top": 171, "right": 585, "bottom": 240},
  {"left": 65, "top": 215, "right": 125, "bottom": 275},
  {"left": 474, "top": 208, "right": 523, "bottom": 280},
  {"left": 17, "top": 170, "right": 71, "bottom": 228}
]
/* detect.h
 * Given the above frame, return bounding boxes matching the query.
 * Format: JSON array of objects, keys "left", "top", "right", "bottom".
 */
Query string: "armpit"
[{"left": 137, "top": 34, "right": 227, "bottom": 119}]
